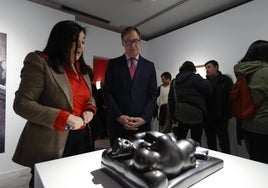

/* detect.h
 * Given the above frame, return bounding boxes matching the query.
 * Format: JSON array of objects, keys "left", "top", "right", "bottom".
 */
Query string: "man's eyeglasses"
[{"left": 123, "top": 39, "right": 141, "bottom": 46}]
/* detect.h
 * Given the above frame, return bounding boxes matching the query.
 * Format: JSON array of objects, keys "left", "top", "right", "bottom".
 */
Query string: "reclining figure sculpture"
[{"left": 101, "top": 131, "right": 209, "bottom": 188}]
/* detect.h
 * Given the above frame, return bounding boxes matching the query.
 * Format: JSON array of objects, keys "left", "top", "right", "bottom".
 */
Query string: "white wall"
[{"left": 149, "top": 0, "right": 268, "bottom": 82}]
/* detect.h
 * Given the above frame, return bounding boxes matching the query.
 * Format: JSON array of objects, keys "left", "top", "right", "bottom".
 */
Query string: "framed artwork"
[
  {"left": 93, "top": 57, "right": 108, "bottom": 89},
  {"left": 0, "top": 32, "right": 6, "bottom": 153},
  {"left": 196, "top": 64, "right": 206, "bottom": 78}
]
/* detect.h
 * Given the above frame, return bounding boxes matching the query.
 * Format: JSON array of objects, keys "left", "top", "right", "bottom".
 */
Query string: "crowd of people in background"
[
  {"left": 158, "top": 41, "right": 268, "bottom": 164},
  {"left": 11, "top": 21, "right": 268, "bottom": 188}
]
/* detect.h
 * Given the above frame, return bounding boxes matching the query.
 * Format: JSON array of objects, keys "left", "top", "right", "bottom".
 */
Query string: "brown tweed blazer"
[{"left": 12, "top": 52, "right": 95, "bottom": 168}]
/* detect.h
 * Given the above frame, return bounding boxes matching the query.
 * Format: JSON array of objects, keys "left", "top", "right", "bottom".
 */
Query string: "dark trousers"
[
  {"left": 172, "top": 123, "right": 203, "bottom": 144},
  {"left": 159, "top": 104, "right": 171, "bottom": 133},
  {"left": 62, "top": 125, "right": 94, "bottom": 157},
  {"left": 244, "top": 130, "right": 268, "bottom": 164},
  {"left": 29, "top": 168, "right": 34, "bottom": 188},
  {"left": 204, "top": 120, "right": 231, "bottom": 154}
]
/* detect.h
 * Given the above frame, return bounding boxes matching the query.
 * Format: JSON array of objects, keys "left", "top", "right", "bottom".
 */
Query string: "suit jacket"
[
  {"left": 12, "top": 52, "right": 95, "bottom": 168},
  {"left": 102, "top": 54, "right": 157, "bottom": 141}
]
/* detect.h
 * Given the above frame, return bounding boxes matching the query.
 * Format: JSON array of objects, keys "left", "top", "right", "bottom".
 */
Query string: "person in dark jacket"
[
  {"left": 102, "top": 26, "right": 157, "bottom": 146},
  {"left": 168, "top": 61, "right": 212, "bottom": 144},
  {"left": 204, "top": 60, "right": 233, "bottom": 154}
]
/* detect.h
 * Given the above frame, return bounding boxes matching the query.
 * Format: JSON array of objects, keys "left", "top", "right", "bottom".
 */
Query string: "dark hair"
[
  {"left": 240, "top": 40, "right": 268, "bottom": 63},
  {"left": 204, "top": 60, "right": 219, "bottom": 70},
  {"left": 42, "top": 20, "right": 88, "bottom": 74},
  {"left": 179, "top": 61, "right": 196, "bottom": 72},
  {"left": 161, "top": 72, "right": 172, "bottom": 80},
  {"left": 121, "top": 26, "right": 141, "bottom": 41}
]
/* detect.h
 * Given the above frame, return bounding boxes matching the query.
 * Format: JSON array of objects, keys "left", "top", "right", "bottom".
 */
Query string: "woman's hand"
[
  {"left": 66, "top": 111, "right": 93, "bottom": 130},
  {"left": 82, "top": 111, "right": 94, "bottom": 124},
  {"left": 66, "top": 114, "right": 85, "bottom": 130}
]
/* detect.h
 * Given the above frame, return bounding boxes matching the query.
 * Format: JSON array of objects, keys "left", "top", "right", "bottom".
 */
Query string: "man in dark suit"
[{"left": 102, "top": 26, "right": 158, "bottom": 146}]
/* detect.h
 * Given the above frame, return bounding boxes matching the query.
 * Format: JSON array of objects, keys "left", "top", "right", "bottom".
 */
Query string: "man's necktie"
[{"left": 129, "top": 58, "right": 136, "bottom": 79}]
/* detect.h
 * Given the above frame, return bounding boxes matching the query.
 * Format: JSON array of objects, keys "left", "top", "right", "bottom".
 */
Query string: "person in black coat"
[
  {"left": 204, "top": 60, "right": 233, "bottom": 154},
  {"left": 168, "top": 61, "right": 212, "bottom": 144}
]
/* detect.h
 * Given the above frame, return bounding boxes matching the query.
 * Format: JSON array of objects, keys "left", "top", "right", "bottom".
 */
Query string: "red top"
[{"left": 53, "top": 62, "right": 96, "bottom": 131}]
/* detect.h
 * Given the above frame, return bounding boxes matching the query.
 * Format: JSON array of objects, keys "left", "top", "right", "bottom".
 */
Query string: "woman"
[
  {"left": 12, "top": 20, "right": 96, "bottom": 186},
  {"left": 234, "top": 40, "right": 268, "bottom": 163},
  {"left": 168, "top": 61, "right": 212, "bottom": 144}
]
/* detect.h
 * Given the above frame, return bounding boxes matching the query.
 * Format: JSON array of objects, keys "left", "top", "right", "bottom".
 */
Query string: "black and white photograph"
[{"left": 0, "top": 32, "right": 6, "bottom": 153}]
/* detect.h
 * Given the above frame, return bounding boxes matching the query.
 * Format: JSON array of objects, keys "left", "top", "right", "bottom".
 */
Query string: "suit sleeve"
[
  {"left": 102, "top": 60, "right": 122, "bottom": 120},
  {"left": 140, "top": 63, "right": 158, "bottom": 123},
  {"left": 13, "top": 52, "right": 60, "bottom": 127}
]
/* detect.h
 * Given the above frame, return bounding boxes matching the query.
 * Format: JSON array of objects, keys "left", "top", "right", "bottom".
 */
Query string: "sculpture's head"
[{"left": 111, "top": 138, "right": 135, "bottom": 157}]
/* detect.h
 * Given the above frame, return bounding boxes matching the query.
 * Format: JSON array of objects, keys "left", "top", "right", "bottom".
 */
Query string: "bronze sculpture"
[{"left": 101, "top": 131, "right": 223, "bottom": 188}]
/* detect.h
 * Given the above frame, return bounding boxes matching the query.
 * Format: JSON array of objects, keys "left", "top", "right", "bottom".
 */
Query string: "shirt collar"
[{"left": 125, "top": 54, "right": 139, "bottom": 62}]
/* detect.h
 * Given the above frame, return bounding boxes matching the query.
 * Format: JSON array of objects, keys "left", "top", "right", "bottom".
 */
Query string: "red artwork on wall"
[{"left": 93, "top": 58, "right": 108, "bottom": 89}]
